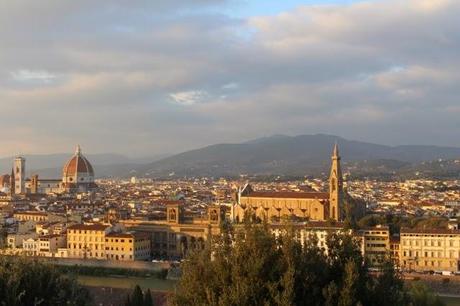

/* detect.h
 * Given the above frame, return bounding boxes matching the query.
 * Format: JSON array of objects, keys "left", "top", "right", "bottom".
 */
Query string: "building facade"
[
  {"left": 359, "top": 226, "right": 390, "bottom": 267},
  {"left": 66, "top": 224, "right": 111, "bottom": 259},
  {"left": 400, "top": 228, "right": 460, "bottom": 272},
  {"left": 105, "top": 232, "right": 151, "bottom": 261},
  {"left": 232, "top": 144, "right": 346, "bottom": 222}
]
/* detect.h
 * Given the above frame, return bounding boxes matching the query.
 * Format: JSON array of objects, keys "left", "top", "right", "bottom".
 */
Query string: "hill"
[{"left": 138, "top": 134, "right": 460, "bottom": 178}]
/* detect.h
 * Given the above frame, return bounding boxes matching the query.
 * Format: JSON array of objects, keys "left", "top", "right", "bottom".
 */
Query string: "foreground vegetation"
[
  {"left": 0, "top": 256, "right": 91, "bottom": 306},
  {"left": 171, "top": 221, "right": 444, "bottom": 306},
  {"left": 124, "top": 285, "right": 155, "bottom": 306},
  {"left": 56, "top": 264, "right": 169, "bottom": 279}
]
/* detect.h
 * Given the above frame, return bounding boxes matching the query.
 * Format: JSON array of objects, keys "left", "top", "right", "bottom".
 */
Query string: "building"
[
  {"left": 37, "top": 234, "right": 66, "bottom": 257},
  {"left": 232, "top": 144, "right": 346, "bottom": 222},
  {"left": 66, "top": 223, "right": 111, "bottom": 259},
  {"left": 121, "top": 204, "right": 226, "bottom": 258},
  {"left": 400, "top": 228, "right": 460, "bottom": 272},
  {"left": 7, "top": 232, "right": 37, "bottom": 250},
  {"left": 5, "top": 145, "right": 98, "bottom": 195},
  {"left": 105, "top": 232, "right": 151, "bottom": 261},
  {"left": 14, "top": 211, "right": 48, "bottom": 222},
  {"left": 14, "top": 157, "right": 25, "bottom": 194},
  {"left": 390, "top": 236, "right": 401, "bottom": 265},
  {"left": 359, "top": 226, "right": 390, "bottom": 267},
  {"left": 61, "top": 145, "right": 97, "bottom": 193},
  {"left": 271, "top": 221, "right": 346, "bottom": 254}
]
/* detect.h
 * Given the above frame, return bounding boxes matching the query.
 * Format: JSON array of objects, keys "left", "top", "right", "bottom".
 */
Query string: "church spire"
[
  {"left": 329, "top": 143, "right": 343, "bottom": 221},
  {"left": 333, "top": 141, "right": 339, "bottom": 157}
]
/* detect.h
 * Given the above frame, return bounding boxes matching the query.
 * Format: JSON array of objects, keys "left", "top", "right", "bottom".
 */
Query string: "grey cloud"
[{"left": 0, "top": 0, "right": 459, "bottom": 157}]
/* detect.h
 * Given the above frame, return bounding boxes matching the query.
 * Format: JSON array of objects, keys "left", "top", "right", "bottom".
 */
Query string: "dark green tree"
[
  {"left": 0, "top": 256, "right": 90, "bottom": 306},
  {"left": 407, "top": 282, "right": 445, "bottom": 306},
  {"left": 171, "top": 219, "right": 415, "bottom": 306},
  {"left": 144, "top": 288, "right": 154, "bottom": 306},
  {"left": 131, "top": 285, "right": 144, "bottom": 306},
  {"left": 124, "top": 295, "right": 132, "bottom": 306},
  {"left": 371, "top": 259, "right": 408, "bottom": 306}
]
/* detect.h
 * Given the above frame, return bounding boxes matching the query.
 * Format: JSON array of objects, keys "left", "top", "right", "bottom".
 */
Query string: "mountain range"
[
  {"left": 138, "top": 134, "right": 460, "bottom": 178},
  {"left": 1, "top": 134, "right": 459, "bottom": 179}
]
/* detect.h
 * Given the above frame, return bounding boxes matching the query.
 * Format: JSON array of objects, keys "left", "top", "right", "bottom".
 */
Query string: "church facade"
[{"left": 232, "top": 144, "right": 345, "bottom": 222}]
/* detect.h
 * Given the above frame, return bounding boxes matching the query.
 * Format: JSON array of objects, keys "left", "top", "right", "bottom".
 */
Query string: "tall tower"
[
  {"left": 14, "top": 157, "right": 26, "bottom": 195},
  {"left": 329, "top": 143, "right": 343, "bottom": 221},
  {"left": 9, "top": 167, "right": 15, "bottom": 196}
]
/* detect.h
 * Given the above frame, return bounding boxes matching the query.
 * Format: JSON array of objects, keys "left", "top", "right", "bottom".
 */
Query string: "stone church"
[{"left": 232, "top": 144, "right": 346, "bottom": 222}]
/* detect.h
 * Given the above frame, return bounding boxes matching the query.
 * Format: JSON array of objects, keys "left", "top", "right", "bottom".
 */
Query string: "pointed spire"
[
  {"left": 333, "top": 141, "right": 339, "bottom": 158},
  {"left": 75, "top": 145, "right": 82, "bottom": 156}
]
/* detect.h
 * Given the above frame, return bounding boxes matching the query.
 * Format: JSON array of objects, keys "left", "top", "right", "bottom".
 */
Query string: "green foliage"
[
  {"left": 407, "top": 282, "right": 445, "bottom": 306},
  {"left": 56, "top": 264, "right": 168, "bottom": 279},
  {"left": 144, "top": 288, "right": 154, "bottom": 306},
  {"left": 0, "top": 256, "right": 91, "bottom": 306},
  {"left": 171, "top": 221, "right": 413, "bottom": 306},
  {"left": 357, "top": 214, "right": 449, "bottom": 234},
  {"left": 125, "top": 285, "right": 155, "bottom": 306},
  {"left": 131, "top": 285, "right": 144, "bottom": 306}
]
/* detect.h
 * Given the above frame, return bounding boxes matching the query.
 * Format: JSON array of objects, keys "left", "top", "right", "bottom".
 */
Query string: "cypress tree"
[{"left": 144, "top": 288, "right": 153, "bottom": 306}]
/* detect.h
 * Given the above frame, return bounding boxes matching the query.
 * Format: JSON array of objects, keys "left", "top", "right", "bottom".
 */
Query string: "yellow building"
[
  {"left": 14, "top": 211, "right": 48, "bottom": 222},
  {"left": 359, "top": 226, "right": 390, "bottom": 267},
  {"left": 121, "top": 204, "right": 226, "bottom": 258},
  {"left": 232, "top": 144, "right": 345, "bottom": 222},
  {"left": 105, "top": 232, "right": 151, "bottom": 261},
  {"left": 271, "top": 221, "right": 346, "bottom": 254},
  {"left": 390, "top": 236, "right": 400, "bottom": 265},
  {"left": 66, "top": 223, "right": 111, "bottom": 259},
  {"left": 400, "top": 228, "right": 460, "bottom": 272}
]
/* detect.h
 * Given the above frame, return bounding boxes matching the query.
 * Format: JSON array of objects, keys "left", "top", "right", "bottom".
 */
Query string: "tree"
[
  {"left": 131, "top": 285, "right": 144, "bottom": 306},
  {"left": 124, "top": 295, "right": 132, "bottom": 306},
  {"left": 407, "top": 282, "right": 445, "bottom": 306},
  {"left": 338, "top": 259, "right": 361, "bottom": 306},
  {"left": 171, "top": 219, "right": 409, "bottom": 306},
  {"left": 371, "top": 259, "right": 408, "bottom": 306},
  {"left": 144, "top": 288, "right": 154, "bottom": 306},
  {"left": 0, "top": 256, "right": 91, "bottom": 306}
]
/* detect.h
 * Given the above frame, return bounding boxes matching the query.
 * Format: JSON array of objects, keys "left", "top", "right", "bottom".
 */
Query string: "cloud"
[
  {"left": 0, "top": 0, "right": 459, "bottom": 157},
  {"left": 170, "top": 90, "right": 209, "bottom": 106},
  {"left": 222, "top": 82, "right": 239, "bottom": 90},
  {"left": 10, "top": 70, "right": 57, "bottom": 84}
]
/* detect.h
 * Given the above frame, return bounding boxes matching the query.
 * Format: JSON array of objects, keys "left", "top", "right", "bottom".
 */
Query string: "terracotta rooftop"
[
  {"left": 106, "top": 231, "right": 150, "bottom": 239},
  {"left": 400, "top": 227, "right": 460, "bottom": 235},
  {"left": 244, "top": 191, "right": 329, "bottom": 200},
  {"left": 67, "top": 223, "right": 110, "bottom": 231},
  {"left": 14, "top": 211, "right": 47, "bottom": 216}
]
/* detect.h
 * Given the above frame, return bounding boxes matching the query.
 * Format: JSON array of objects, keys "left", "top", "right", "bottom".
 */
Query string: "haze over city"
[{"left": 1, "top": 0, "right": 459, "bottom": 157}]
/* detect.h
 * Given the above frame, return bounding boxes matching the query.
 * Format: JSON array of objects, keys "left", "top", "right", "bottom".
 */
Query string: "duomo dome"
[{"left": 62, "top": 145, "right": 96, "bottom": 192}]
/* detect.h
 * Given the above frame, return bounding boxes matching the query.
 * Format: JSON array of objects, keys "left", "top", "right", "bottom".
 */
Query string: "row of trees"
[
  {"left": 0, "top": 256, "right": 91, "bottom": 306},
  {"left": 357, "top": 214, "right": 451, "bottom": 234},
  {"left": 171, "top": 221, "right": 444, "bottom": 306},
  {"left": 124, "top": 285, "right": 154, "bottom": 306}
]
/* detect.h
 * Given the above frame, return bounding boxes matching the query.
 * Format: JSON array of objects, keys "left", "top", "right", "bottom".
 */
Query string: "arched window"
[{"left": 169, "top": 209, "right": 177, "bottom": 221}]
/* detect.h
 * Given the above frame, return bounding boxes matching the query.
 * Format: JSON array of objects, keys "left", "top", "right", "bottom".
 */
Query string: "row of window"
[
  {"left": 403, "top": 250, "right": 460, "bottom": 258},
  {"left": 402, "top": 240, "right": 457, "bottom": 247},
  {"left": 402, "top": 260, "right": 456, "bottom": 268}
]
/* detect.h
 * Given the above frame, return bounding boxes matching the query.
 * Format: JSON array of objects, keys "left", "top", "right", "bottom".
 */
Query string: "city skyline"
[{"left": 0, "top": 0, "right": 459, "bottom": 157}]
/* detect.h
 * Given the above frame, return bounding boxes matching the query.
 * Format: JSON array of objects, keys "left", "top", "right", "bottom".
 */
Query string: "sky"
[{"left": 0, "top": 0, "right": 459, "bottom": 157}]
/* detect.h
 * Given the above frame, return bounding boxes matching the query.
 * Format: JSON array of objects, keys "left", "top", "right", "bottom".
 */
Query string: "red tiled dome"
[{"left": 63, "top": 146, "right": 94, "bottom": 177}]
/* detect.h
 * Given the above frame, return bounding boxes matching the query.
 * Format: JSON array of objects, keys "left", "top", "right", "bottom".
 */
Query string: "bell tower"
[
  {"left": 14, "top": 157, "right": 26, "bottom": 195},
  {"left": 329, "top": 143, "right": 343, "bottom": 221}
]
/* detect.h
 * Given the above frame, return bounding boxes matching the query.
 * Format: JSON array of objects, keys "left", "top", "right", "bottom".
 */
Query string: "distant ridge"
[
  {"left": 2, "top": 134, "right": 459, "bottom": 179},
  {"left": 138, "top": 134, "right": 460, "bottom": 178}
]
